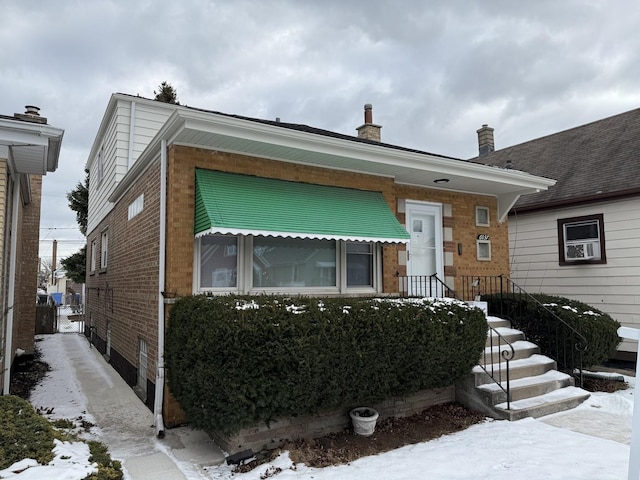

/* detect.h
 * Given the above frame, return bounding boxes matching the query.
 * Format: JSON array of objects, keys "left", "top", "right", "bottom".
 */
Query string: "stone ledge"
[{"left": 211, "top": 385, "right": 455, "bottom": 454}]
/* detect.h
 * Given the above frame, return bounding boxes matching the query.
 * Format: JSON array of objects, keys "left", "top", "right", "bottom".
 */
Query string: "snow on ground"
[{"left": 15, "top": 332, "right": 636, "bottom": 479}]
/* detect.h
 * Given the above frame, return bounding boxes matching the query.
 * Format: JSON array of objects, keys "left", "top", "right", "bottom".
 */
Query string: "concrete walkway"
[{"left": 52, "top": 314, "right": 225, "bottom": 480}]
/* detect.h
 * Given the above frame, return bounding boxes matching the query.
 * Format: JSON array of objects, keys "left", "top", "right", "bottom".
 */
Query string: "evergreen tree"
[
  {"left": 154, "top": 81, "right": 180, "bottom": 104},
  {"left": 61, "top": 169, "right": 89, "bottom": 283}
]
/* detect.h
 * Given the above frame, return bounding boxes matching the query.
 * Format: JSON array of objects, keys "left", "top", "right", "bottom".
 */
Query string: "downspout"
[
  {"left": 3, "top": 176, "right": 20, "bottom": 394},
  {"left": 153, "top": 139, "right": 167, "bottom": 437}
]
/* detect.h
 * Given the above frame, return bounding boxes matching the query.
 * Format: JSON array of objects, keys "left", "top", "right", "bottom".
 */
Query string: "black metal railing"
[
  {"left": 480, "top": 323, "right": 515, "bottom": 410},
  {"left": 396, "top": 273, "right": 514, "bottom": 408},
  {"left": 462, "top": 274, "right": 587, "bottom": 387},
  {"left": 396, "top": 273, "right": 457, "bottom": 298}
]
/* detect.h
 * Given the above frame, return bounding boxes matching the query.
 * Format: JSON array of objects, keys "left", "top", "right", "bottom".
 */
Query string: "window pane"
[
  {"left": 347, "top": 242, "right": 373, "bottom": 287},
  {"left": 200, "top": 235, "right": 237, "bottom": 288},
  {"left": 253, "top": 237, "right": 336, "bottom": 288},
  {"left": 565, "top": 221, "right": 598, "bottom": 241}
]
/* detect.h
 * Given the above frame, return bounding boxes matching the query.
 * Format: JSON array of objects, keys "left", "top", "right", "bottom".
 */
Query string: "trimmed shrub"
[
  {"left": 483, "top": 293, "right": 620, "bottom": 368},
  {"left": 166, "top": 295, "right": 487, "bottom": 435},
  {"left": 0, "top": 395, "right": 55, "bottom": 469}
]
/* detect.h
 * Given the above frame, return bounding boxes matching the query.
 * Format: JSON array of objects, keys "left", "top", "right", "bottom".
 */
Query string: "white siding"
[
  {"left": 87, "top": 98, "right": 174, "bottom": 235},
  {"left": 509, "top": 198, "right": 640, "bottom": 352}
]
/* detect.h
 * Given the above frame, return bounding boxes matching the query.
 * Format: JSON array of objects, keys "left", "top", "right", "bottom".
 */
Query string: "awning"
[{"left": 194, "top": 169, "right": 410, "bottom": 243}]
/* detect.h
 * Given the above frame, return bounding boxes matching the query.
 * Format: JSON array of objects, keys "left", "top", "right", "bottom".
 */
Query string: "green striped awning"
[{"left": 194, "top": 169, "right": 410, "bottom": 243}]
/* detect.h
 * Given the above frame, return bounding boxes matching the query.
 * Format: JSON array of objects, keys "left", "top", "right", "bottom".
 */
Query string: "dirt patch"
[
  {"left": 9, "top": 340, "right": 50, "bottom": 400},
  {"left": 237, "top": 403, "right": 485, "bottom": 472},
  {"left": 582, "top": 376, "right": 629, "bottom": 394}
]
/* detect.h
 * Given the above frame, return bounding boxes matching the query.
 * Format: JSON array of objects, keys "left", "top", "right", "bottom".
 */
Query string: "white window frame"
[
  {"left": 128, "top": 194, "right": 144, "bottom": 220},
  {"left": 100, "top": 230, "right": 108, "bottom": 269},
  {"left": 95, "top": 145, "right": 104, "bottom": 186},
  {"left": 475, "top": 206, "right": 490, "bottom": 227},
  {"left": 194, "top": 235, "right": 380, "bottom": 295},
  {"left": 90, "top": 238, "right": 97, "bottom": 272},
  {"left": 476, "top": 240, "right": 491, "bottom": 261}
]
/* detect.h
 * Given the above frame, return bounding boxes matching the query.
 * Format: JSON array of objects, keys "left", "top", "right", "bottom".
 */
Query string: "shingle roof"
[{"left": 470, "top": 107, "right": 640, "bottom": 211}]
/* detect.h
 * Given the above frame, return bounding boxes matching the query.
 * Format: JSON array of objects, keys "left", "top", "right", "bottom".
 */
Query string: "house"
[
  {"left": 472, "top": 109, "right": 640, "bottom": 360},
  {"left": 85, "top": 94, "right": 554, "bottom": 434},
  {"left": 0, "top": 106, "right": 64, "bottom": 393}
]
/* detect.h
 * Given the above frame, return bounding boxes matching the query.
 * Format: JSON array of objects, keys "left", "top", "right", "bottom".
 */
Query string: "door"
[{"left": 406, "top": 201, "right": 444, "bottom": 296}]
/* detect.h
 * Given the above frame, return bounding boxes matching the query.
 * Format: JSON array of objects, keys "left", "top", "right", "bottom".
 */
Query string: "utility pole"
[{"left": 51, "top": 239, "right": 57, "bottom": 286}]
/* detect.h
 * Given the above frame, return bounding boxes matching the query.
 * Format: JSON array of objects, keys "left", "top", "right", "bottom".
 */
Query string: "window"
[
  {"left": 90, "top": 239, "right": 97, "bottom": 272},
  {"left": 95, "top": 145, "right": 104, "bottom": 185},
  {"left": 346, "top": 242, "right": 374, "bottom": 287},
  {"left": 476, "top": 240, "right": 491, "bottom": 261},
  {"left": 196, "top": 235, "right": 378, "bottom": 293},
  {"left": 128, "top": 194, "right": 144, "bottom": 220},
  {"left": 475, "top": 206, "right": 490, "bottom": 227},
  {"left": 253, "top": 237, "right": 336, "bottom": 288},
  {"left": 199, "top": 235, "right": 238, "bottom": 289},
  {"left": 558, "top": 214, "right": 606, "bottom": 265},
  {"left": 100, "top": 230, "right": 108, "bottom": 269}
]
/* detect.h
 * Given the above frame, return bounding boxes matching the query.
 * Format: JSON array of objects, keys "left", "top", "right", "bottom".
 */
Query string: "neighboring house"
[
  {"left": 85, "top": 94, "right": 554, "bottom": 433},
  {"left": 0, "top": 106, "right": 64, "bottom": 393},
  {"left": 472, "top": 109, "right": 640, "bottom": 360}
]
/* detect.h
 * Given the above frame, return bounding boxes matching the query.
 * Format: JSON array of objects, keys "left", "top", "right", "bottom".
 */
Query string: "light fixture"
[{"left": 433, "top": 178, "right": 450, "bottom": 184}]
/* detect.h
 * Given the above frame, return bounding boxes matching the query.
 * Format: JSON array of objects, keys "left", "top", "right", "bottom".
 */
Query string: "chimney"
[
  {"left": 14, "top": 105, "right": 47, "bottom": 124},
  {"left": 356, "top": 104, "right": 382, "bottom": 142},
  {"left": 477, "top": 124, "right": 494, "bottom": 157}
]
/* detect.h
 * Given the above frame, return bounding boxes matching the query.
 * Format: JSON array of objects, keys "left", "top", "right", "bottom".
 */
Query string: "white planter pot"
[{"left": 350, "top": 407, "right": 379, "bottom": 436}]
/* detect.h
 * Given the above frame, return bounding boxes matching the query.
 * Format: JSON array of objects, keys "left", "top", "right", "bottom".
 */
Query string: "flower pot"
[{"left": 350, "top": 407, "right": 379, "bottom": 436}]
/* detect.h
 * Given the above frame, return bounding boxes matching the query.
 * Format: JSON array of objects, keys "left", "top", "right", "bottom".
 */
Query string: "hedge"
[
  {"left": 165, "top": 295, "right": 487, "bottom": 435},
  {"left": 482, "top": 293, "right": 620, "bottom": 369}
]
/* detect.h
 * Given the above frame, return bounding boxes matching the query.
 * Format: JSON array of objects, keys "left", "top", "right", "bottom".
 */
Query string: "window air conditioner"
[{"left": 566, "top": 242, "right": 595, "bottom": 260}]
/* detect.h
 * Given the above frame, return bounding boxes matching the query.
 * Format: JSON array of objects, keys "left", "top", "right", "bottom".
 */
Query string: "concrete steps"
[{"left": 456, "top": 307, "right": 590, "bottom": 421}]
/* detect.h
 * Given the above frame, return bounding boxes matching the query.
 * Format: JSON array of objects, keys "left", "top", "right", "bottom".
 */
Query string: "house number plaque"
[{"left": 477, "top": 234, "right": 490, "bottom": 240}]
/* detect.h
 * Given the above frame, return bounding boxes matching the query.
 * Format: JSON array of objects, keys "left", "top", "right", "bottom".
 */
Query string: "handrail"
[
  {"left": 396, "top": 273, "right": 457, "bottom": 298},
  {"left": 462, "top": 274, "right": 587, "bottom": 387},
  {"left": 479, "top": 323, "right": 515, "bottom": 410},
  {"left": 396, "top": 273, "right": 514, "bottom": 408}
]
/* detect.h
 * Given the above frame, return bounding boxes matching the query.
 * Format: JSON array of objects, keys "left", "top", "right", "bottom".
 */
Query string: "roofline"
[
  {"left": 511, "top": 187, "right": 640, "bottom": 215},
  {"left": 0, "top": 117, "right": 64, "bottom": 173},
  {"left": 106, "top": 95, "right": 555, "bottom": 221}
]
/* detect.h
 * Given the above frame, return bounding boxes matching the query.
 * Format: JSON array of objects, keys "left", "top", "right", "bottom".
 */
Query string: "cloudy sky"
[{"left": 2, "top": 0, "right": 640, "bottom": 263}]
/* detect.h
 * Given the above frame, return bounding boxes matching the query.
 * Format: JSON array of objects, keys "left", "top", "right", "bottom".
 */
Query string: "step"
[
  {"left": 494, "top": 386, "right": 591, "bottom": 421},
  {"left": 477, "top": 369, "right": 574, "bottom": 403},
  {"left": 487, "top": 315, "right": 511, "bottom": 329},
  {"left": 473, "top": 354, "right": 557, "bottom": 385},
  {"left": 485, "top": 326, "right": 523, "bottom": 347},
  {"left": 481, "top": 340, "right": 539, "bottom": 364}
]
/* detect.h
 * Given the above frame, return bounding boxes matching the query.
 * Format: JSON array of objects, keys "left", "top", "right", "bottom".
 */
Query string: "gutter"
[
  {"left": 153, "top": 139, "right": 167, "bottom": 437},
  {"left": 2, "top": 177, "right": 20, "bottom": 394}
]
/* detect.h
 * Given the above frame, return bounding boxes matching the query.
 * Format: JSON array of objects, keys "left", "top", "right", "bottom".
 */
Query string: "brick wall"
[
  {"left": 165, "top": 145, "right": 403, "bottom": 297},
  {"left": 13, "top": 175, "right": 43, "bottom": 355},
  {"left": 85, "top": 162, "right": 161, "bottom": 408}
]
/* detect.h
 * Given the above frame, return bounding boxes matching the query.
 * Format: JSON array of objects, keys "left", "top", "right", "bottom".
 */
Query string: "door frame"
[{"left": 405, "top": 200, "right": 444, "bottom": 279}]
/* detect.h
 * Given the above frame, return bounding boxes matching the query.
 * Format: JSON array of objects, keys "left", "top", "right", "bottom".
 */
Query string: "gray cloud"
[{"left": 3, "top": 0, "right": 640, "bottom": 261}]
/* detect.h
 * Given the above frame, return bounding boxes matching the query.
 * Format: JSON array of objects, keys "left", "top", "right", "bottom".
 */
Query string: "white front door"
[{"left": 406, "top": 201, "right": 444, "bottom": 296}]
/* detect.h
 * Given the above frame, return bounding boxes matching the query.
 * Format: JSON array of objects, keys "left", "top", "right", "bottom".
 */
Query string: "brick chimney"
[
  {"left": 14, "top": 105, "right": 47, "bottom": 124},
  {"left": 356, "top": 104, "right": 381, "bottom": 142},
  {"left": 477, "top": 124, "right": 494, "bottom": 157}
]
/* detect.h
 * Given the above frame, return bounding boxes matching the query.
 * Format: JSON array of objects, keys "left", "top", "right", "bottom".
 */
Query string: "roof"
[
  {"left": 105, "top": 93, "right": 555, "bottom": 222},
  {"left": 472, "top": 107, "right": 640, "bottom": 212},
  {"left": 0, "top": 112, "right": 64, "bottom": 175}
]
